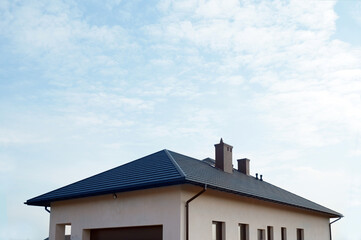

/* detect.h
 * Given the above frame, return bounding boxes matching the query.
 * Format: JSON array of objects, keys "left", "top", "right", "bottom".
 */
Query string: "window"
[
  {"left": 212, "top": 221, "right": 224, "bottom": 240},
  {"left": 297, "top": 228, "right": 304, "bottom": 240},
  {"left": 65, "top": 225, "right": 72, "bottom": 236},
  {"left": 239, "top": 223, "right": 249, "bottom": 240},
  {"left": 258, "top": 229, "right": 265, "bottom": 240},
  {"left": 281, "top": 227, "right": 287, "bottom": 240},
  {"left": 55, "top": 223, "right": 71, "bottom": 240},
  {"left": 267, "top": 226, "right": 273, "bottom": 240}
]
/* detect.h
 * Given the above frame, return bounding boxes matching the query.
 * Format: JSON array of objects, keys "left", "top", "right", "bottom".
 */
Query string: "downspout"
[
  {"left": 329, "top": 217, "right": 342, "bottom": 240},
  {"left": 186, "top": 185, "right": 207, "bottom": 240},
  {"left": 45, "top": 206, "right": 51, "bottom": 213}
]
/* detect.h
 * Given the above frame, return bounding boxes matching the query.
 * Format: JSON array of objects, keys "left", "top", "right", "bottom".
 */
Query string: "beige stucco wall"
[
  {"left": 181, "top": 185, "right": 330, "bottom": 240},
  {"left": 49, "top": 184, "right": 331, "bottom": 240},
  {"left": 49, "top": 186, "right": 182, "bottom": 240}
]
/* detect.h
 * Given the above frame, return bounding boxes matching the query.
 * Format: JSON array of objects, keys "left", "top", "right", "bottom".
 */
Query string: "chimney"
[
  {"left": 214, "top": 138, "right": 233, "bottom": 173},
  {"left": 237, "top": 158, "right": 250, "bottom": 175}
]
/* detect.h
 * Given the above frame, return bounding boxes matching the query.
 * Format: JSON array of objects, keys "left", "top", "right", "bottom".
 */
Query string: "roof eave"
[
  {"left": 25, "top": 177, "right": 186, "bottom": 207},
  {"left": 184, "top": 180, "right": 343, "bottom": 218}
]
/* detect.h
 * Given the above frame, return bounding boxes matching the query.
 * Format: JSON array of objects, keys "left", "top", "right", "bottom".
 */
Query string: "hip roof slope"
[
  {"left": 26, "top": 149, "right": 342, "bottom": 218},
  {"left": 168, "top": 150, "right": 342, "bottom": 218},
  {"left": 25, "top": 150, "right": 184, "bottom": 206}
]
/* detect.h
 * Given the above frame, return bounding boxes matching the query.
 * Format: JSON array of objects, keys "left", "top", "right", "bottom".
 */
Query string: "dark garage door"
[{"left": 90, "top": 225, "right": 162, "bottom": 240}]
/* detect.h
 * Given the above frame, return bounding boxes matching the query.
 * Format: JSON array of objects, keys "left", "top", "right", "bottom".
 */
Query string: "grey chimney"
[
  {"left": 237, "top": 158, "right": 250, "bottom": 175},
  {"left": 214, "top": 138, "right": 233, "bottom": 173}
]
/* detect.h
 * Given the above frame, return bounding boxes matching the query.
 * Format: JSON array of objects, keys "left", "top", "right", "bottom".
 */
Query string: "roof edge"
[
  {"left": 183, "top": 180, "right": 343, "bottom": 218},
  {"left": 25, "top": 177, "right": 186, "bottom": 207}
]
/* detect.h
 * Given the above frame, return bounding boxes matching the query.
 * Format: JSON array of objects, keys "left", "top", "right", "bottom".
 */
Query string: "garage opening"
[{"left": 90, "top": 225, "right": 162, "bottom": 240}]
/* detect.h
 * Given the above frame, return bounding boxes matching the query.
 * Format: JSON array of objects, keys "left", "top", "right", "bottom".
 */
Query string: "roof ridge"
[{"left": 164, "top": 149, "right": 187, "bottom": 178}]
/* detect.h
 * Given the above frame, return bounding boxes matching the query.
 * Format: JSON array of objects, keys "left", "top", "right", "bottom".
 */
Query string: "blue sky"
[{"left": 1, "top": 0, "right": 361, "bottom": 239}]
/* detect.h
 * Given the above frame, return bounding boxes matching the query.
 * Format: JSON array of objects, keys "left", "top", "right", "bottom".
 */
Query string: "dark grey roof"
[
  {"left": 44, "top": 236, "right": 70, "bottom": 240},
  {"left": 26, "top": 149, "right": 342, "bottom": 217}
]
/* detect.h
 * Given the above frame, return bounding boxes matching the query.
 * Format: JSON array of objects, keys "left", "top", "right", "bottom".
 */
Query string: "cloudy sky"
[{"left": 1, "top": 0, "right": 360, "bottom": 239}]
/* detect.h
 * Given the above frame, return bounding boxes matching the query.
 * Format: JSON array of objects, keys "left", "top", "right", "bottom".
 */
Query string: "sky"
[{"left": 0, "top": 0, "right": 360, "bottom": 239}]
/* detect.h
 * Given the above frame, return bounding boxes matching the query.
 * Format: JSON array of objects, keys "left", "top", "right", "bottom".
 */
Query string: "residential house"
[{"left": 26, "top": 139, "right": 342, "bottom": 240}]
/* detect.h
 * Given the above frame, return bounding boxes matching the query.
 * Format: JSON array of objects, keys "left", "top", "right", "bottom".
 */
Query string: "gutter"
[
  {"left": 185, "top": 185, "right": 207, "bottom": 240},
  {"left": 184, "top": 179, "right": 341, "bottom": 218},
  {"left": 25, "top": 178, "right": 186, "bottom": 207},
  {"left": 329, "top": 216, "right": 342, "bottom": 240}
]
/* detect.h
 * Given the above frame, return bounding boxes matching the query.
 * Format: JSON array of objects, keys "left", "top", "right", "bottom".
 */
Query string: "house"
[
  {"left": 26, "top": 139, "right": 342, "bottom": 240},
  {"left": 44, "top": 237, "right": 70, "bottom": 240}
]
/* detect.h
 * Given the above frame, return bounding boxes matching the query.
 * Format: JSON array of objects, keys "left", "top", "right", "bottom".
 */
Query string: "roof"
[
  {"left": 45, "top": 236, "right": 70, "bottom": 240},
  {"left": 26, "top": 149, "right": 342, "bottom": 218}
]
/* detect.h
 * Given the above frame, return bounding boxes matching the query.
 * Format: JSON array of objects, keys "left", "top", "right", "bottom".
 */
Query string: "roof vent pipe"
[
  {"left": 255, "top": 173, "right": 258, "bottom": 180},
  {"left": 260, "top": 175, "right": 263, "bottom": 181}
]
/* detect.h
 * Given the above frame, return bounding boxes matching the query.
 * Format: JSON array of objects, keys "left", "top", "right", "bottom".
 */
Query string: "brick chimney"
[
  {"left": 237, "top": 158, "right": 250, "bottom": 175},
  {"left": 214, "top": 138, "right": 233, "bottom": 173}
]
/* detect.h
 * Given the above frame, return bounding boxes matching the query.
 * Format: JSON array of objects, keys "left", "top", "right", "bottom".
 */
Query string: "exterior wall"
[
  {"left": 181, "top": 185, "right": 330, "bottom": 240},
  {"left": 48, "top": 184, "right": 331, "bottom": 240},
  {"left": 49, "top": 186, "right": 182, "bottom": 240}
]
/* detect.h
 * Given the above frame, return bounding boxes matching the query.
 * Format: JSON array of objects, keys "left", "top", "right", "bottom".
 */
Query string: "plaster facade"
[
  {"left": 182, "top": 185, "right": 330, "bottom": 240},
  {"left": 49, "top": 185, "right": 331, "bottom": 240},
  {"left": 49, "top": 186, "right": 182, "bottom": 240}
]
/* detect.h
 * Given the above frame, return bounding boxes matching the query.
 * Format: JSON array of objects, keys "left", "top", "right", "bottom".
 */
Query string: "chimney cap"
[
  {"left": 214, "top": 138, "right": 232, "bottom": 148},
  {"left": 237, "top": 158, "right": 250, "bottom": 162}
]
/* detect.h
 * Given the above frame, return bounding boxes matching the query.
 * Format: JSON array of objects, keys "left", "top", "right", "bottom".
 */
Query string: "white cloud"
[
  {"left": 69, "top": 113, "right": 135, "bottom": 128},
  {"left": 134, "top": 77, "right": 204, "bottom": 99},
  {"left": 149, "top": 0, "right": 361, "bottom": 149},
  {"left": 12, "top": 3, "right": 127, "bottom": 53},
  {"left": 2, "top": 0, "right": 359, "bottom": 156},
  {"left": 0, "top": 128, "right": 50, "bottom": 145},
  {"left": 57, "top": 91, "right": 155, "bottom": 113},
  {"left": 150, "top": 58, "right": 174, "bottom": 66},
  {"left": 215, "top": 75, "right": 244, "bottom": 85},
  {"left": 0, "top": 0, "right": 134, "bottom": 85},
  {"left": 154, "top": 0, "right": 337, "bottom": 52}
]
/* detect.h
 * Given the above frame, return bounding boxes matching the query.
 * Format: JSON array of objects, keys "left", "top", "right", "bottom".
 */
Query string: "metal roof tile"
[
  {"left": 168, "top": 150, "right": 342, "bottom": 218},
  {"left": 25, "top": 150, "right": 184, "bottom": 206},
  {"left": 25, "top": 149, "right": 342, "bottom": 218}
]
